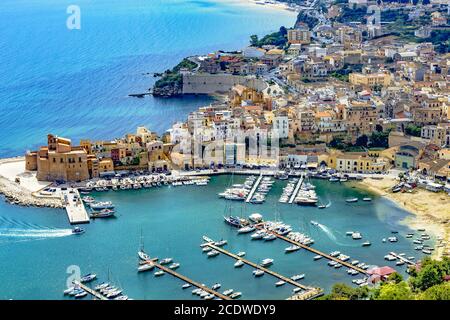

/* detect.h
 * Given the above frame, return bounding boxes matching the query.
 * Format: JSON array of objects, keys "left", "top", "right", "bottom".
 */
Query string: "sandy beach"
[
  {"left": 217, "top": 0, "right": 298, "bottom": 12},
  {"left": 354, "top": 177, "right": 450, "bottom": 260}
]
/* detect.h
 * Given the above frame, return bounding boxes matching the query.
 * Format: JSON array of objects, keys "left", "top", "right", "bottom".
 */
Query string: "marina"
[
  {"left": 0, "top": 175, "right": 429, "bottom": 300},
  {"left": 141, "top": 259, "right": 232, "bottom": 300},
  {"left": 71, "top": 281, "right": 108, "bottom": 300},
  {"left": 200, "top": 239, "right": 321, "bottom": 298},
  {"left": 245, "top": 174, "right": 263, "bottom": 203}
]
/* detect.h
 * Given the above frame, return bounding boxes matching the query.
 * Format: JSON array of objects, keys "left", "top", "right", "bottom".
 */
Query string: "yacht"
[
  {"left": 223, "top": 289, "right": 234, "bottom": 296},
  {"left": 94, "top": 283, "right": 109, "bottom": 291},
  {"left": 137, "top": 264, "right": 154, "bottom": 272},
  {"left": 215, "top": 239, "right": 228, "bottom": 247},
  {"left": 182, "top": 284, "right": 191, "bottom": 289},
  {"left": 234, "top": 260, "right": 244, "bottom": 268},
  {"left": 154, "top": 271, "right": 165, "bottom": 277},
  {"left": 82, "top": 196, "right": 95, "bottom": 203},
  {"left": 202, "top": 247, "right": 212, "bottom": 253},
  {"left": 169, "top": 263, "right": 180, "bottom": 270},
  {"left": 252, "top": 269, "right": 265, "bottom": 277},
  {"left": 396, "top": 260, "right": 405, "bottom": 266},
  {"left": 207, "top": 250, "right": 219, "bottom": 258},
  {"left": 329, "top": 177, "right": 340, "bottom": 182},
  {"left": 313, "top": 255, "right": 322, "bottom": 261},
  {"left": 211, "top": 283, "right": 221, "bottom": 290},
  {"left": 223, "top": 216, "right": 242, "bottom": 228},
  {"left": 334, "top": 263, "right": 342, "bottom": 269},
  {"left": 90, "top": 201, "right": 114, "bottom": 210},
  {"left": 263, "top": 234, "right": 276, "bottom": 241},
  {"left": 388, "top": 237, "right": 398, "bottom": 243},
  {"left": 138, "top": 250, "right": 150, "bottom": 261},
  {"left": 236, "top": 251, "right": 246, "bottom": 257},
  {"left": 251, "top": 231, "right": 265, "bottom": 240},
  {"left": 202, "top": 235, "right": 214, "bottom": 243},
  {"left": 80, "top": 273, "right": 97, "bottom": 283},
  {"left": 159, "top": 258, "right": 173, "bottom": 265},
  {"left": 238, "top": 226, "right": 255, "bottom": 234},
  {"left": 285, "top": 245, "right": 301, "bottom": 253},
  {"left": 90, "top": 209, "right": 115, "bottom": 219},
  {"left": 230, "top": 292, "right": 242, "bottom": 299},
  {"left": 260, "top": 258, "right": 274, "bottom": 267},
  {"left": 291, "top": 274, "right": 305, "bottom": 281},
  {"left": 75, "top": 291, "right": 88, "bottom": 299},
  {"left": 275, "top": 281, "right": 286, "bottom": 287}
]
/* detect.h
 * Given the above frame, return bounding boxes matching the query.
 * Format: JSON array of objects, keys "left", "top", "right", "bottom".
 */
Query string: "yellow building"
[
  {"left": 349, "top": 71, "right": 392, "bottom": 87},
  {"left": 329, "top": 151, "right": 388, "bottom": 173},
  {"left": 26, "top": 134, "right": 93, "bottom": 182}
]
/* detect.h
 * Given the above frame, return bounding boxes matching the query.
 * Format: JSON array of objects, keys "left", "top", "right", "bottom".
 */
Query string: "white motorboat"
[
  {"left": 159, "top": 258, "right": 173, "bottom": 265},
  {"left": 352, "top": 232, "right": 362, "bottom": 240},
  {"left": 275, "top": 281, "right": 286, "bottom": 287},
  {"left": 211, "top": 283, "right": 221, "bottom": 290},
  {"left": 182, "top": 284, "right": 191, "bottom": 289},
  {"left": 137, "top": 263, "right": 154, "bottom": 272},
  {"left": 291, "top": 274, "right": 305, "bottom": 281},
  {"left": 234, "top": 260, "right": 244, "bottom": 268},
  {"left": 169, "top": 263, "right": 180, "bottom": 270},
  {"left": 263, "top": 234, "right": 276, "bottom": 241},
  {"left": 154, "top": 271, "right": 165, "bottom": 277},
  {"left": 223, "top": 289, "right": 234, "bottom": 296},
  {"left": 253, "top": 269, "right": 264, "bottom": 277},
  {"left": 238, "top": 226, "right": 255, "bottom": 234},
  {"left": 230, "top": 292, "right": 242, "bottom": 299},
  {"left": 260, "top": 258, "right": 273, "bottom": 267},
  {"left": 207, "top": 250, "right": 219, "bottom": 258},
  {"left": 237, "top": 251, "right": 246, "bottom": 257},
  {"left": 285, "top": 245, "right": 300, "bottom": 253}
]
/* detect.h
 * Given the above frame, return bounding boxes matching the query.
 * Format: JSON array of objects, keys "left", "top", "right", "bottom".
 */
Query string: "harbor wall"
[{"left": 182, "top": 74, "right": 267, "bottom": 94}]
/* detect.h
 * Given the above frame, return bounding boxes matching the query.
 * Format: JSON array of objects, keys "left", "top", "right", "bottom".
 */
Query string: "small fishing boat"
[
  {"left": 318, "top": 204, "right": 326, "bottom": 209},
  {"left": 362, "top": 241, "right": 371, "bottom": 247},
  {"left": 90, "top": 201, "right": 114, "bottom": 210},
  {"left": 230, "top": 292, "right": 242, "bottom": 299},
  {"left": 154, "top": 271, "right": 165, "bottom": 277},
  {"left": 236, "top": 251, "right": 246, "bottom": 257},
  {"left": 182, "top": 284, "right": 191, "bottom": 289},
  {"left": 362, "top": 197, "right": 372, "bottom": 202},
  {"left": 346, "top": 198, "right": 358, "bottom": 203},
  {"left": 313, "top": 255, "right": 322, "bottom": 261},
  {"left": 234, "top": 260, "right": 244, "bottom": 268}
]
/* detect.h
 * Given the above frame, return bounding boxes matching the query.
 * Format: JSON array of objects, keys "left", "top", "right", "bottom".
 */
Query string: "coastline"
[
  {"left": 354, "top": 177, "right": 450, "bottom": 260},
  {"left": 216, "top": 0, "right": 298, "bottom": 12}
]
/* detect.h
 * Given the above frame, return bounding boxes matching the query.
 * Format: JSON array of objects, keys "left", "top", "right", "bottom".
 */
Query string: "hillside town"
[{"left": 25, "top": 1, "right": 450, "bottom": 190}]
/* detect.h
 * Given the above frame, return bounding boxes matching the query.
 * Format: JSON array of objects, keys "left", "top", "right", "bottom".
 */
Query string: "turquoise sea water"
[
  {"left": 0, "top": 0, "right": 295, "bottom": 157},
  {"left": 0, "top": 176, "right": 428, "bottom": 299}
]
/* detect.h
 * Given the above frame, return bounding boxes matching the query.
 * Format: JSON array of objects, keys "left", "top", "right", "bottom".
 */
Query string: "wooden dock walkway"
[
  {"left": 254, "top": 224, "right": 368, "bottom": 274},
  {"left": 202, "top": 242, "right": 314, "bottom": 291},
  {"left": 245, "top": 174, "right": 263, "bottom": 203},
  {"left": 288, "top": 174, "right": 304, "bottom": 204},
  {"left": 389, "top": 252, "right": 416, "bottom": 266},
  {"left": 62, "top": 188, "right": 90, "bottom": 224},
  {"left": 72, "top": 281, "right": 108, "bottom": 300},
  {"left": 144, "top": 260, "right": 232, "bottom": 300}
]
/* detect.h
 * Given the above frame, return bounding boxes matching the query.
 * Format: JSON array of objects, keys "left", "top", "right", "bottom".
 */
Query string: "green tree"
[
  {"left": 388, "top": 272, "right": 404, "bottom": 284},
  {"left": 320, "top": 283, "right": 369, "bottom": 300},
  {"left": 374, "top": 282, "right": 414, "bottom": 300},
  {"left": 355, "top": 135, "right": 368, "bottom": 147},
  {"left": 250, "top": 35, "right": 259, "bottom": 46},
  {"left": 405, "top": 124, "right": 422, "bottom": 137},
  {"left": 419, "top": 283, "right": 450, "bottom": 300}
]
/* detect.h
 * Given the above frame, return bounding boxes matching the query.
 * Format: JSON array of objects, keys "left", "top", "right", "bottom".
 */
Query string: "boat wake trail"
[
  {"left": 315, "top": 223, "right": 358, "bottom": 247},
  {"left": 325, "top": 201, "right": 332, "bottom": 208},
  {"left": 0, "top": 228, "right": 73, "bottom": 239},
  {"left": 0, "top": 216, "right": 72, "bottom": 241}
]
